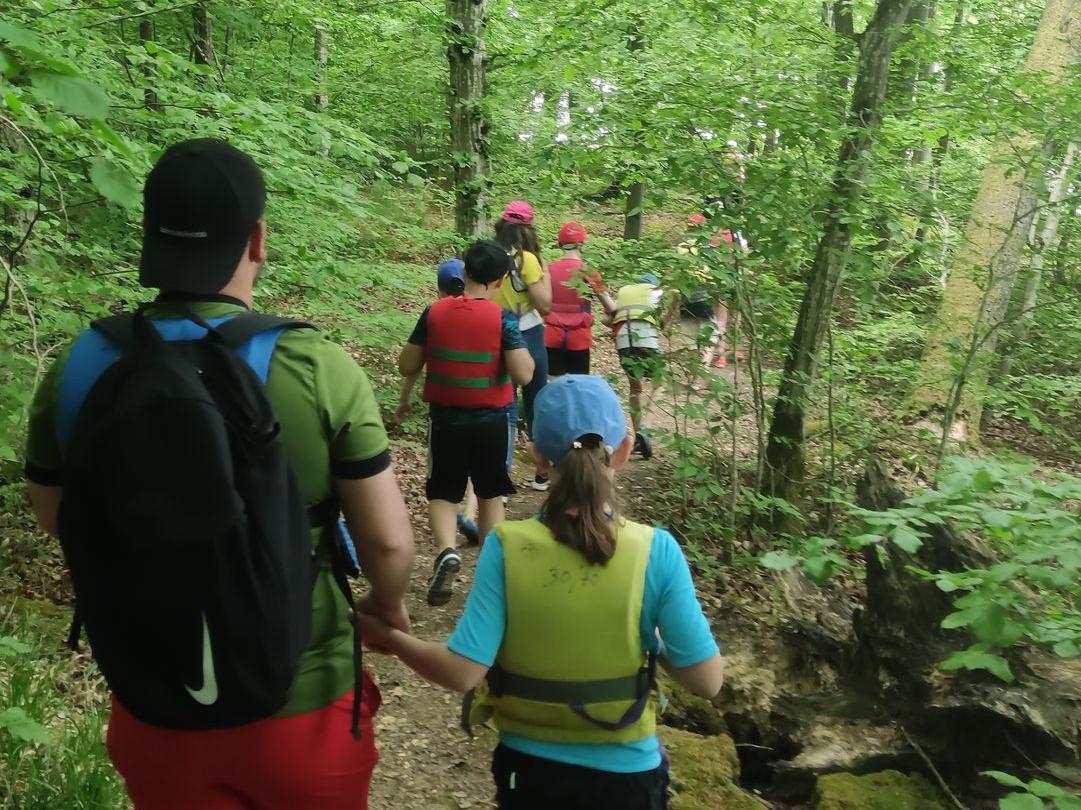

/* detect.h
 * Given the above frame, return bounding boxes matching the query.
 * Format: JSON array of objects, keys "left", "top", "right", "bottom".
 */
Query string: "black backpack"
[{"left": 58, "top": 308, "right": 363, "bottom": 735}]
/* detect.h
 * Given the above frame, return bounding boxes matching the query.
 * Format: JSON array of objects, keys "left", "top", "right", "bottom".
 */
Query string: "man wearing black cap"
[{"left": 24, "top": 139, "right": 415, "bottom": 809}]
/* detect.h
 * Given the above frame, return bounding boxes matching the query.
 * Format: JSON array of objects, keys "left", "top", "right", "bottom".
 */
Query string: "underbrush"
[{"left": 0, "top": 602, "right": 126, "bottom": 810}]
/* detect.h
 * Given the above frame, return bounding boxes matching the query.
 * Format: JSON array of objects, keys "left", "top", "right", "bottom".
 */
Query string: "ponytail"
[{"left": 540, "top": 435, "right": 618, "bottom": 565}]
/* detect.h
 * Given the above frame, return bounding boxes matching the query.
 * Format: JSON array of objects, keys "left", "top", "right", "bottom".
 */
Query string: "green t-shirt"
[{"left": 25, "top": 299, "right": 390, "bottom": 718}]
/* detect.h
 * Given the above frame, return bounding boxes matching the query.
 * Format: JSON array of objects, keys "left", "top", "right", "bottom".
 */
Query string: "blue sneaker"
[{"left": 457, "top": 514, "right": 480, "bottom": 546}]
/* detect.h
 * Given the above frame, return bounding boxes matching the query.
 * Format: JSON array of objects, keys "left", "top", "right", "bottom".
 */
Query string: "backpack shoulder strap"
[
  {"left": 212, "top": 313, "right": 316, "bottom": 385},
  {"left": 56, "top": 315, "right": 138, "bottom": 448}
]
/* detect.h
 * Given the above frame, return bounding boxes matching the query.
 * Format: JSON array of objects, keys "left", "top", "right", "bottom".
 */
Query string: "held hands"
[{"left": 354, "top": 593, "right": 410, "bottom": 654}]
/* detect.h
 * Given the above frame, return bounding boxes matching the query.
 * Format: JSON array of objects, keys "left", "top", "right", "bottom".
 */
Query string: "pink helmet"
[
  {"left": 502, "top": 200, "right": 535, "bottom": 225},
  {"left": 687, "top": 213, "right": 707, "bottom": 226}
]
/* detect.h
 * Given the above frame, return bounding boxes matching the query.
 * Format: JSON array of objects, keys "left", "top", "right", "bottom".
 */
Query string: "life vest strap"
[
  {"left": 488, "top": 656, "right": 653, "bottom": 706},
  {"left": 427, "top": 372, "right": 512, "bottom": 389},
  {"left": 430, "top": 347, "right": 495, "bottom": 363}
]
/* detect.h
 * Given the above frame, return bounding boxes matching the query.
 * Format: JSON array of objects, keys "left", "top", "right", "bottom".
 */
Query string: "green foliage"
[
  {"left": 0, "top": 607, "right": 127, "bottom": 809},
  {"left": 765, "top": 457, "right": 1081, "bottom": 681},
  {"left": 983, "top": 771, "right": 1081, "bottom": 810}
]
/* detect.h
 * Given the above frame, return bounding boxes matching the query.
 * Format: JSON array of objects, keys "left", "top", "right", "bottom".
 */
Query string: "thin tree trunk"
[
  {"left": 446, "top": 0, "right": 491, "bottom": 238},
  {"left": 912, "top": 0, "right": 1080, "bottom": 441},
  {"left": 191, "top": 2, "right": 215, "bottom": 67},
  {"left": 314, "top": 26, "right": 328, "bottom": 111},
  {"left": 760, "top": 0, "right": 915, "bottom": 525},
  {"left": 997, "top": 141, "right": 1077, "bottom": 380},
  {"left": 623, "top": 25, "right": 645, "bottom": 240},
  {"left": 832, "top": 0, "right": 856, "bottom": 96},
  {"left": 139, "top": 19, "right": 160, "bottom": 110},
  {"left": 623, "top": 183, "right": 644, "bottom": 239}
]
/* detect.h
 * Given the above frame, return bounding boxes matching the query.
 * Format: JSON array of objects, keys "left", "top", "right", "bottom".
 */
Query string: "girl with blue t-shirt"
[{"left": 357, "top": 375, "right": 723, "bottom": 810}]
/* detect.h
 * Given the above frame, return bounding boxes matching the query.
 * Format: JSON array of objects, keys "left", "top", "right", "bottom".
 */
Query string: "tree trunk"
[
  {"left": 760, "top": 0, "right": 915, "bottom": 523},
  {"left": 314, "top": 26, "right": 328, "bottom": 111},
  {"left": 997, "top": 141, "right": 1077, "bottom": 381},
  {"left": 446, "top": 0, "right": 491, "bottom": 238},
  {"left": 191, "top": 2, "right": 215, "bottom": 67},
  {"left": 831, "top": 0, "right": 856, "bottom": 96},
  {"left": 623, "top": 25, "right": 646, "bottom": 240},
  {"left": 139, "top": 19, "right": 160, "bottom": 110},
  {"left": 623, "top": 183, "right": 644, "bottom": 240},
  {"left": 911, "top": 0, "right": 1079, "bottom": 441}
]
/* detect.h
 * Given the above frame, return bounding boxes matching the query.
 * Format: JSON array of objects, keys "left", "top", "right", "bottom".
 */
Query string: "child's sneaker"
[
  {"left": 532, "top": 473, "right": 550, "bottom": 491},
  {"left": 457, "top": 514, "right": 480, "bottom": 546},
  {"left": 426, "top": 548, "right": 461, "bottom": 606}
]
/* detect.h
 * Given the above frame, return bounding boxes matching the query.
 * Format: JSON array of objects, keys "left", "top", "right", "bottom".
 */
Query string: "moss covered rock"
[
  {"left": 814, "top": 770, "right": 948, "bottom": 810},
  {"left": 659, "top": 675, "right": 727, "bottom": 736},
  {"left": 660, "top": 726, "right": 768, "bottom": 810}
]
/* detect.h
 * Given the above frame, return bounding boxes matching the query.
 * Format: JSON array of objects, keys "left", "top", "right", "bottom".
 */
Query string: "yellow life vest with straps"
[
  {"left": 611, "top": 283, "right": 659, "bottom": 328},
  {"left": 463, "top": 518, "right": 658, "bottom": 744}
]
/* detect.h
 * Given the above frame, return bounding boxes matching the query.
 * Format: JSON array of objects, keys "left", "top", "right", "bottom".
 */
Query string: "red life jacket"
[
  {"left": 544, "top": 258, "right": 595, "bottom": 351},
  {"left": 423, "top": 295, "right": 513, "bottom": 408}
]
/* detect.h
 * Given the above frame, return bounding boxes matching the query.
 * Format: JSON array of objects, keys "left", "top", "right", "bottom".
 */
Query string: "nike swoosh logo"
[{"left": 184, "top": 612, "right": 219, "bottom": 706}]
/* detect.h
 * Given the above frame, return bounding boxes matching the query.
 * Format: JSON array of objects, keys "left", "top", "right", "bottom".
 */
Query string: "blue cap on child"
[
  {"left": 533, "top": 375, "right": 627, "bottom": 464},
  {"left": 437, "top": 258, "right": 466, "bottom": 295},
  {"left": 639, "top": 273, "right": 660, "bottom": 286}
]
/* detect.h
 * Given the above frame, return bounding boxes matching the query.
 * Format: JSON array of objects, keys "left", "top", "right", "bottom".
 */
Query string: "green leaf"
[
  {"left": 982, "top": 771, "right": 1027, "bottom": 789},
  {"left": 0, "top": 707, "right": 49, "bottom": 744},
  {"left": 405, "top": 172, "right": 424, "bottom": 187},
  {"left": 850, "top": 533, "right": 883, "bottom": 547},
  {"left": 890, "top": 525, "right": 922, "bottom": 554},
  {"left": 1053, "top": 795, "right": 1081, "bottom": 810},
  {"left": 760, "top": 551, "right": 798, "bottom": 571},
  {"left": 803, "top": 555, "right": 840, "bottom": 583},
  {"left": 30, "top": 71, "right": 109, "bottom": 119},
  {"left": 391, "top": 160, "right": 409, "bottom": 174},
  {"left": 1053, "top": 640, "right": 1080, "bottom": 658},
  {"left": 972, "top": 467, "right": 995, "bottom": 493},
  {"left": 90, "top": 158, "right": 140, "bottom": 208},
  {"left": 1027, "top": 780, "right": 1065, "bottom": 798},
  {"left": 0, "top": 636, "right": 31, "bottom": 656},
  {"left": 0, "top": 21, "right": 38, "bottom": 49},
  {"left": 999, "top": 795, "right": 1045, "bottom": 810}
]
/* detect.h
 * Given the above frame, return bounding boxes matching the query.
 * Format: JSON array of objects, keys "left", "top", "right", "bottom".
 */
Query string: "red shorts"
[{"left": 107, "top": 673, "right": 381, "bottom": 810}]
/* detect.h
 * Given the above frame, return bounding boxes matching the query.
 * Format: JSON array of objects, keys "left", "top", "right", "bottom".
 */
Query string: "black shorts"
[
  {"left": 426, "top": 412, "right": 516, "bottom": 502},
  {"left": 619, "top": 347, "right": 664, "bottom": 379},
  {"left": 492, "top": 744, "right": 668, "bottom": 810},
  {"left": 547, "top": 347, "right": 590, "bottom": 376}
]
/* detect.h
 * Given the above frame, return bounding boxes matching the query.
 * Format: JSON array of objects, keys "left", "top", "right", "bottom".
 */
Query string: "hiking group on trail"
[{"left": 24, "top": 140, "right": 725, "bottom": 810}]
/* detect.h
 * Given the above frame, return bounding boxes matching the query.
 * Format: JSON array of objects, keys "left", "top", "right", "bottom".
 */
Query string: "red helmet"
[
  {"left": 557, "top": 221, "right": 587, "bottom": 245},
  {"left": 687, "top": 213, "right": 707, "bottom": 226}
]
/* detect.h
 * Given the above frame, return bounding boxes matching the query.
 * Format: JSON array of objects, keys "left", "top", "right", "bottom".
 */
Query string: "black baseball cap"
[{"left": 139, "top": 138, "right": 266, "bottom": 295}]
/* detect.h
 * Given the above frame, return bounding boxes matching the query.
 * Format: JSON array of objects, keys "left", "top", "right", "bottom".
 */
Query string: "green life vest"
[
  {"left": 611, "top": 283, "right": 659, "bottom": 327},
  {"left": 465, "top": 518, "right": 657, "bottom": 744}
]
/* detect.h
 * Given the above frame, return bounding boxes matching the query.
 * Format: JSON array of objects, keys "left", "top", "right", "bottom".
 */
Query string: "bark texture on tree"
[
  {"left": 446, "top": 0, "right": 491, "bottom": 238},
  {"left": 760, "top": 0, "right": 915, "bottom": 519},
  {"left": 911, "top": 0, "right": 1079, "bottom": 438},
  {"left": 139, "top": 20, "right": 160, "bottom": 110},
  {"left": 997, "top": 141, "right": 1077, "bottom": 381},
  {"left": 191, "top": 3, "right": 216, "bottom": 67}
]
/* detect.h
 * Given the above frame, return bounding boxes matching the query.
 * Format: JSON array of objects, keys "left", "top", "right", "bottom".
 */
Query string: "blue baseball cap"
[
  {"left": 437, "top": 258, "right": 466, "bottom": 294},
  {"left": 639, "top": 273, "right": 660, "bottom": 286},
  {"left": 533, "top": 375, "right": 627, "bottom": 464}
]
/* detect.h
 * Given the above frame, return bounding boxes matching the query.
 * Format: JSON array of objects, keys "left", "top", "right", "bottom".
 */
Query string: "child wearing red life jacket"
[
  {"left": 398, "top": 242, "right": 535, "bottom": 606},
  {"left": 544, "top": 222, "right": 610, "bottom": 378},
  {"left": 357, "top": 375, "right": 724, "bottom": 810},
  {"left": 395, "top": 257, "right": 482, "bottom": 545}
]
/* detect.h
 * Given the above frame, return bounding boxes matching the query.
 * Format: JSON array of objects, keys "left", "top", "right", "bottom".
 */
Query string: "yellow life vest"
[
  {"left": 464, "top": 518, "right": 657, "bottom": 744},
  {"left": 611, "top": 283, "right": 659, "bottom": 327}
]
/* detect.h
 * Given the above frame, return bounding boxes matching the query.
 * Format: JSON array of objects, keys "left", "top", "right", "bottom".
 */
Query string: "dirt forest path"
[{"left": 365, "top": 333, "right": 741, "bottom": 809}]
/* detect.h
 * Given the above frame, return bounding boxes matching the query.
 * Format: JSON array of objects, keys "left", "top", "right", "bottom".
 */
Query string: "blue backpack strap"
[{"left": 56, "top": 312, "right": 313, "bottom": 449}]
